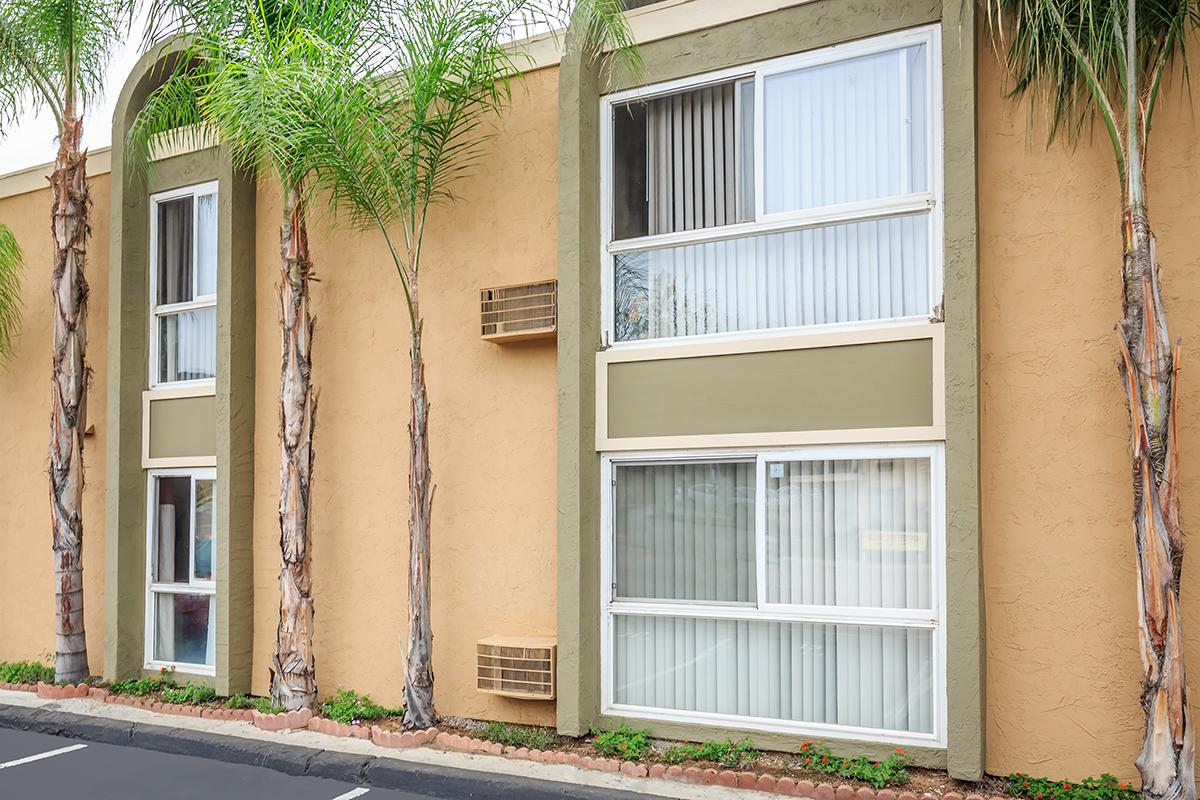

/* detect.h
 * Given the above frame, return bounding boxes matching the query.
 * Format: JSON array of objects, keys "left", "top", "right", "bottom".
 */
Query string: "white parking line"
[
  {"left": 329, "top": 789, "right": 369, "bottom": 800},
  {"left": 0, "top": 743, "right": 88, "bottom": 770}
]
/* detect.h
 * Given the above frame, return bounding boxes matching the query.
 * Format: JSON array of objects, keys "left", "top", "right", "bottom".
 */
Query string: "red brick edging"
[{"left": 1, "top": 683, "right": 998, "bottom": 799}]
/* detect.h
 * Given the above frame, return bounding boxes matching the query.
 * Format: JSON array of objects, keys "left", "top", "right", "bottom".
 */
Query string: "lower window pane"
[
  {"left": 154, "top": 593, "right": 214, "bottom": 667},
  {"left": 158, "top": 307, "right": 216, "bottom": 383},
  {"left": 613, "top": 213, "right": 929, "bottom": 342},
  {"left": 152, "top": 476, "right": 191, "bottom": 584},
  {"left": 613, "top": 615, "right": 933, "bottom": 734}
]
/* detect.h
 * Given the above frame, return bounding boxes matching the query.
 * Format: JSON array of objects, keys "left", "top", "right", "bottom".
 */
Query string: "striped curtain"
[{"left": 611, "top": 458, "right": 934, "bottom": 735}]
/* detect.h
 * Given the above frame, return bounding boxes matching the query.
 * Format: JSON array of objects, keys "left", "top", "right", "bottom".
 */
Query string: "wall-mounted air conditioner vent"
[
  {"left": 480, "top": 280, "right": 557, "bottom": 342},
  {"left": 476, "top": 636, "right": 556, "bottom": 700}
]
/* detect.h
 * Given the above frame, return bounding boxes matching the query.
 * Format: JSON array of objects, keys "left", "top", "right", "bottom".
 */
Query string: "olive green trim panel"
[
  {"left": 107, "top": 43, "right": 256, "bottom": 695},
  {"left": 606, "top": 340, "right": 934, "bottom": 439},
  {"left": 148, "top": 395, "right": 217, "bottom": 459},
  {"left": 557, "top": 0, "right": 982, "bottom": 779}
]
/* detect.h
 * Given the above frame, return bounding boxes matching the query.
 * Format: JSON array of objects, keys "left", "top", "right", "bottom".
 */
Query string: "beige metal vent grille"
[
  {"left": 480, "top": 280, "right": 557, "bottom": 342},
  {"left": 476, "top": 636, "right": 556, "bottom": 700}
]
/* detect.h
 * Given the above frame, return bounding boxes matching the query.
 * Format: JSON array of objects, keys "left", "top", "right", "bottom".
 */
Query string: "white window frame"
[
  {"left": 599, "top": 442, "right": 947, "bottom": 747},
  {"left": 149, "top": 180, "right": 219, "bottom": 389},
  {"left": 144, "top": 467, "right": 217, "bottom": 676},
  {"left": 599, "top": 24, "right": 944, "bottom": 350}
]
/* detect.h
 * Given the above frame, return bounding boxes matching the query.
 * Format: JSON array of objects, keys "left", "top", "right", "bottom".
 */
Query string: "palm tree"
[
  {"left": 0, "top": 0, "right": 131, "bottom": 683},
  {"left": 308, "top": 0, "right": 638, "bottom": 729},
  {"left": 0, "top": 225, "right": 20, "bottom": 360},
  {"left": 130, "top": 0, "right": 389, "bottom": 710},
  {"left": 983, "top": 2, "right": 1197, "bottom": 797}
]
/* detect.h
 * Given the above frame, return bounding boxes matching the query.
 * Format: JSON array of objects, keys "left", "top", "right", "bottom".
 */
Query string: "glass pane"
[
  {"left": 613, "top": 212, "right": 929, "bottom": 342},
  {"left": 614, "top": 462, "right": 755, "bottom": 603},
  {"left": 193, "top": 479, "right": 214, "bottom": 582},
  {"left": 158, "top": 307, "right": 216, "bottom": 383},
  {"left": 195, "top": 193, "right": 217, "bottom": 297},
  {"left": 765, "top": 458, "right": 932, "bottom": 609},
  {"left": 735, "top": 77, "right": 755, "bottom": 224},
  {"left": 613, "top": 615, "right": 933, "bottom": 734},
  {"left": 153, "top": 593, "right": 214, "bottom": 667},
  {"left": 156, "top": 196, "right": 194, "bottom": 305},
  {"left": 152, "top": 476, "right": 192, "bottom": 584},
  {"left": 763, "top": 44, "right": 928, "bottom": 214}
]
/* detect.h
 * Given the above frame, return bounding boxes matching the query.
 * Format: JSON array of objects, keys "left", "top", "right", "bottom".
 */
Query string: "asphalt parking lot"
[{"left": 0, "top": 725, "right": 660, "bottom": 799}]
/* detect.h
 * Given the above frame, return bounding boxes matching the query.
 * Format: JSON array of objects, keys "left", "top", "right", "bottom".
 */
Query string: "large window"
[
  {"left": 602, "top": 26, "right": 941, "bottom": 345},
  {"left": 146, "top": 469, "right": 216, "bottom": 673},
  {"left": 150, "top": 182, "right": 218, "bottom": 386},
  {"left": 601, "top": 444, "right": 944, "bottom": 744}
]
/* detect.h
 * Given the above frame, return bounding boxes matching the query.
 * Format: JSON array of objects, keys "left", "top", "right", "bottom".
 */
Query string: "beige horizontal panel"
[
  {"left": 605, "top": 338, "right": 934, "bottom": 440},
  {"left": 146, "top": 393, "right": 216, "bottom": 462}
]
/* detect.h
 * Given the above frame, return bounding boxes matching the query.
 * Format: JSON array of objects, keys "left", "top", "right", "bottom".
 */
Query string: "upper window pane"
[
  {"left": 157, "top": 197, "right": 194, "bottom": 305},
  {"left": 152, "top": 476, "right": 192, "bottom": 584},
  {"left": 764, "top": 457, "right": 932, "bottom": 609},
  {"left": 763, "top": 44, "right": 928, "bottom": 214},
  {"left": 614, "top": 461, "right": 755, "bottom": 603}
]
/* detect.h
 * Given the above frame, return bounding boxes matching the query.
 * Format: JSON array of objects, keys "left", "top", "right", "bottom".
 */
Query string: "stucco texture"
[
  {"left": 978, "top": 48, "right": 1200, "bottom": 781},
  {"left": 247, "top": 67, "right": 561, "bottom": 724},
  {"left": 0, "top": 174, "right": 110, "bottom": 673}
]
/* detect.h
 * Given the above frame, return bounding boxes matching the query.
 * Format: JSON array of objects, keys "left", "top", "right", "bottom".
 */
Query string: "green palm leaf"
[{"left": 0, "top": 224, "right": 21, "bottom": 362}]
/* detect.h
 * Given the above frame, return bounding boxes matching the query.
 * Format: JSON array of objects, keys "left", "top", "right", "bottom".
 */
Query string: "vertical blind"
[
  {"left": 610, "top": 456, "right": 936, "bottom": 735},
  {"left": 611, "top": 42, "right": 934, "bottom": 343}
]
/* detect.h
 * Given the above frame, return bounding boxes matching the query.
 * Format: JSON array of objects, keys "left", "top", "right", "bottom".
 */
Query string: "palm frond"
[{"left": 0, "top": 224, "right": 23, "bottom": 363}]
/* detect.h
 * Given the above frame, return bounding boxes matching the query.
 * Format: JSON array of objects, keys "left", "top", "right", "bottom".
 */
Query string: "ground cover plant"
[
  {"left": 162, "top": 683, "right": 217, "bottom": 705},
  {"left": 1004, "top": 772, "right": 1140, "bottom": 800},
  {"left": 591, "top": 724, "right": 652, "bottom": 761},
  {"left": 660, "top": 738, "right": 761, "bottom": 769},
  {"left": 0, "top": 660, "right": 54, "bottom": 685},
  {"left": 478, "top": 722, "right": 563, "bottom": 751},
  {"left": 226, "top": 694, "right": 284, "bottom": 714},
  {"left": 794, "top": 741, "right": 909, "bottom": 789},
  {"left": 319, "top": 689, "right": 402, "bottom": 725}
]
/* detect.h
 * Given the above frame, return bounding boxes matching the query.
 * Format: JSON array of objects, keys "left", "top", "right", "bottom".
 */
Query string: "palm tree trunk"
[
  {"left": 270, "top": 184, "right": 318, "bottom": 711},
  {"left": 50, "top": 115, "right": 90, "bottom": 684},
  {"left": 1120, "top": 208, "right": 1196, "bottom": 800},
  {"left": 403, "top": 294, "right": 435, "bottom": 730}
]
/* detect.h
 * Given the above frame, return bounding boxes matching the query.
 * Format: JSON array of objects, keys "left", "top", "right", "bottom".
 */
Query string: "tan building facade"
[{"left": 0, "top": 0, "right": 1192, "bottom": 786}]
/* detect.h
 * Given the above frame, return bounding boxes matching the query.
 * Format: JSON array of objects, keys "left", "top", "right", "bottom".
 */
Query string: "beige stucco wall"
[
  {"left": 248, "top": 67, "right": 561, "bottom": 724},
  {"left": 978, "top": 48, "right": 1200, "bottom": 781},
  {"left": 0, "top": 174, "right": 111, "bottom": 674}
]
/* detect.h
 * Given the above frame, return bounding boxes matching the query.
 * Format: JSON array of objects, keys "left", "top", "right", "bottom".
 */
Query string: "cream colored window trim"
[{"left": 142, "top": 384, "right": 218, "bottom": 469}]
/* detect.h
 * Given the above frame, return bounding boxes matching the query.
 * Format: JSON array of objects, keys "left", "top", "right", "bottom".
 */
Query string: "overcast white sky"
[{"left": 0, "top": 16, "right": 148, "bottom": 174}]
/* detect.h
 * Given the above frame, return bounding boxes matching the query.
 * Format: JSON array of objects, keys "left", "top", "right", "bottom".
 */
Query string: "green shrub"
[
  {"left": 162, "top": 683, "right": 217, "bottom": 705},
  {"left": 1004, "top": 773, "right": 1138, "bottom": 800},
  {"left": 590, "top": 724, "right": 651, "bottom": 761},
  {"left": 225, "top": 694, "right": 284, "bottom": 715},
  {"left": 478, "top": 721, "right": 562, "bottom": 751},
  {"left": 661, "top": 738, "right": 761, "bottom": 769},
  {"left": 107, "top": 676, "right": 165, "bottom": 696},
  {"left": 319, "top": 689, "right": 401, "bottom": 725},
  {"left": 794, "top": 741, "right": 909, "bottom": 789},
  {"left": 0, "top": 660, "right": 54, "bottom": 685}
]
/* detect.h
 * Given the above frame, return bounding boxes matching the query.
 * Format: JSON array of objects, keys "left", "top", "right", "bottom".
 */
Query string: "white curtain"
[
  {"left": 763, "top": 44, "right": 928, "bottom": 213},
  {"left": 613, "top": 617, "right": 933, "bottom": 734},
  {"left": 615, "top": 213, "right": 929, "bottom": 341},
  {"left": 614, "top": 462, "right": 755, "bottom": 603},
  {"left": 764, "top": 458, "right": 931, "bottom": 609},
  {"left": 159, "top": 308, "right": 216, "bottom": 382},
  {"left": 195, "top": 192, "right": 218, "bottom": 297}
]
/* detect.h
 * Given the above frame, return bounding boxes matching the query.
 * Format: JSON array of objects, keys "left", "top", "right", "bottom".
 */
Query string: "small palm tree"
[
  {"left": 983, "top": 1, "right": 1197, "bottom": 796},
  {"left": 0, "top": 0, "right": 131, "bottom": 683},
  {"left": 0, "top": 224, "right": 21, "bottom": 360},
  {"left": 309, "top": 0, "right": 638, "bottom": 729},
  {"left": 131, "top": 0, "right": 390, "bottom": 710}
]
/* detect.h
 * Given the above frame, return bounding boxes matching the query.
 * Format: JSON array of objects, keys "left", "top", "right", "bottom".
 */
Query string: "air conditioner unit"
[
  {"left": 476, "top": 636, "right": 556, "bottom": 700},
  {"left": 480, "top": 280, "right": 557, "bottom": 342}
]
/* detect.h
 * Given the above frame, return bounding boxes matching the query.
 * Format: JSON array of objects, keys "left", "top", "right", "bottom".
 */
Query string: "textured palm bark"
[
  {"left": 403, "top": 297, "right": 436, "bottom": 730},
  {"left": 50, "top": 115, "right": 90, "bottom": 684},
  {"left": 270, "top": 185, "right": 318, "bottom": 711},
  {"left": 1119, "top": 209, "right": 1196, "bottom": 800}
]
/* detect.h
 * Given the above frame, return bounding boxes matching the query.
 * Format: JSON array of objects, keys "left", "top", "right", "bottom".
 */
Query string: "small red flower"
[
  {"left": 1119, "top": 786, "right": 1128, "bottom": 791},
  {"left": 822, "top": 757, "right": 829, "bottom": 763},
  {"left": 1036, "top": 793, "right": 1043, "bottom": 798},
  {"left": 1062, "top": 783, "right": 1070, "bottom": 790},
  {"left": 896, "top": 748, "right": 904, "bottom": 755}
]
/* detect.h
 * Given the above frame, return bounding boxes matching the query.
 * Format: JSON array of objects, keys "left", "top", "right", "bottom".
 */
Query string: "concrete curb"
[{"left": 0, "top": 704, "right": 661, "bottom": 799}]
